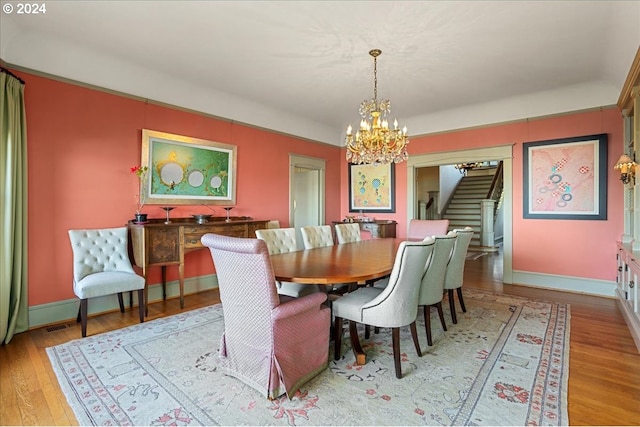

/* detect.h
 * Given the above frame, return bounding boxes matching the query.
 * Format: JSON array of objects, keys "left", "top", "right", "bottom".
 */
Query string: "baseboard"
[
  {"left": 512, "top": 270, "right": 615, "bottom": 297},
  {"left": 28, "top": 274, "right": 219, "bottom": 329}
]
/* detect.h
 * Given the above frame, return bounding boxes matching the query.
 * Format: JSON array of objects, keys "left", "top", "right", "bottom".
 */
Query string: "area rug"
[{"left": 46, "top": 289, "right": 569, "bottom": 426}]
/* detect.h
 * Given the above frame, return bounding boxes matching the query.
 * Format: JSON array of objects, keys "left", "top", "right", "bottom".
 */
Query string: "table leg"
[{"left": 349, "top": 320, "right": 367, "bottom": 365}]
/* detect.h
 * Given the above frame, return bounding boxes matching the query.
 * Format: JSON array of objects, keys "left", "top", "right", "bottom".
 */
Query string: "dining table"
[{"left": 269, "top": 237, "right": 408, "bottom": 365}]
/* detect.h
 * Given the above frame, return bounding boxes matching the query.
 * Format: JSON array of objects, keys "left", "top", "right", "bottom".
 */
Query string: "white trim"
[
  {"left": 615, "top": 289, "right": 640, "bottom": 352},
  {"left": 512, "top": 270, "right": 615, "bottom": 297},
  {"left": 406, "top": 144, "right": 514, "bottom": 283},
  {"left": 28, "top": 275, "right": 219, "bottom": 329}
]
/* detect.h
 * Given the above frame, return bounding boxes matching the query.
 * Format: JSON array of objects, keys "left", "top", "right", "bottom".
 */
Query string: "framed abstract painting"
[
  {"left": 523, "top": 133, "right": 607, "bottom": 220},
  {"left": 348, "top": 162, "right": 395, "bottom": 213}
]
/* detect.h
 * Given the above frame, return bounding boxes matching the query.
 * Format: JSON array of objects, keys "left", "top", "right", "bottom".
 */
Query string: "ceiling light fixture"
[{"left": 345, "top": 49, "right": 409, "bottom": 164}]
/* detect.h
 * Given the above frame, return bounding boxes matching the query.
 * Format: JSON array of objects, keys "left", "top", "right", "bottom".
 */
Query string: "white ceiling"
[{"left": 1, "top": 1, "right": 639, "bottom": 146}]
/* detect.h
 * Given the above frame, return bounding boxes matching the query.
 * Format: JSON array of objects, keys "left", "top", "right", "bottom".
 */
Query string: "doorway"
[
  {"left": 289, "top": 154, "right": 326, "bottom": 248},
  {"left": 407, "top": 145, "right": 513, "bottom": 284}
]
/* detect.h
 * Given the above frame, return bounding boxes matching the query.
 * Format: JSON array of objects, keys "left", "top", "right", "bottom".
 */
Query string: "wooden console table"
[
  {"left": 128, "top": 217, "right": 269, "bottom": 315},
  {"left": 332, "top": 220, "right": 397, "bottom": 238}
]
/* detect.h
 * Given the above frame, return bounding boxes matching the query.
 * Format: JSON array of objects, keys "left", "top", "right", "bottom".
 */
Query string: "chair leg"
[
  {"left": 391, "top": 327, "right": 402, "bottom": 379},
  {"left": 436, "top": 302, "right": 447, "bottom": 332},
  {"left": 423, "top": 305, "right": 433, "bottom": 346},
  {"left": 448, "top": 289, "right": 457, "bottom": 324},
  {"left": 79, "top": 299, "right": 88, "bottom": 337},
  {"left": 364, "top": 324, "right": 370, "bottom": 339},
  {"left": 117, "top": 292, "right": 125, "bottom": 313},
  {"left": 457, "top": 287, "right": 467, "bottom": 312},
  {"left": 137, "top": 289, "right": 145, "bottom": 323},
  {"left": 333, "top": 315, "right": 343, "bottom": 361},
  {"left": 410, "top": 321, "right": 422, "bottom": 357}
]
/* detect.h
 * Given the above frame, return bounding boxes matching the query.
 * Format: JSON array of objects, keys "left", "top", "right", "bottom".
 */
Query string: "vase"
[{"left": 134, "top": 213, "right": 148, "bottom": 223}]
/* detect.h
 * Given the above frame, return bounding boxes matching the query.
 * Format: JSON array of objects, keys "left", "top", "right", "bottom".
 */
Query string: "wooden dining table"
[{"left": 269, "top": 237, "right": 408, "bottom": 365}]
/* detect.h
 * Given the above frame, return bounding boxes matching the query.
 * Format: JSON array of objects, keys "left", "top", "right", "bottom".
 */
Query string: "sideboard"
[
  {"left": 331, "top": 220, "right": 397, "bottom": 238},
  {"left": 128, "top": 217, "right": 269, "bottom": 315}
]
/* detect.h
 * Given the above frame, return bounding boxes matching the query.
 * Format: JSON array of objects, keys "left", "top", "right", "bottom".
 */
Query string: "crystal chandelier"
[{"left": 345, "top": 49, "right": 409, "bottom": 164}]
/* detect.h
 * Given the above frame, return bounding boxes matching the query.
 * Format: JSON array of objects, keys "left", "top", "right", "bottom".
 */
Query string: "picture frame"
[
  {"left": 140, "top": 129, "right": 237, "bottom": 206},
  {"left": 523, "top": 133, "right": 607, "bottom": 220},
  {"left": 348, "top": 162, "right": 396, "bottom": 213}
]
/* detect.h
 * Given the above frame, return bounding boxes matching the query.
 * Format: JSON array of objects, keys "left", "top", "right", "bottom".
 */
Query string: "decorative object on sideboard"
[
  {"left": 614, "top": 153, "right": 637, "bottom": 185},
  {"left": 223, "top": 207, "right": 233, "bottom": 222},
  {"left": 345, "top": 49, "right": 409, "bottom": 165},
  {"left": 131, "top": 165, "right": 148, "bottom": 222},
  {"left": 192, "top": 214, "right": 212, "bottom": 224},
  {"left": 160, "top": 206, "right": 174, "bottom": 224}
]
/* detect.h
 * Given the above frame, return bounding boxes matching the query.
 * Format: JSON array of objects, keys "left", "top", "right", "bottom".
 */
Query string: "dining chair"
[
  {"left": 332, "top": 239, "right": 435, "bottom": 379},
  {"left": 201, "top": 233, "right": 330, "bottom": 399},
  {"left": 300, "top": 225, "right": 353, "bottom": 296},
  {"left": 407, "top": 219, "right": 450, "bottom": 240},
  {"left": 255, "top": 227, "right": 322, "bottom": 298},
  {"left": 68, "top": 227, "right": 145, "bottom": 337},
  {"left": 266, "top": 220, "right": 281, "bottom": 229},
  {"left": 334, "top": 223, "right": 362, "bottom": 244},
  {"left": 418, "top": 233, "right": 457, "bottom": 346},
  {"left": 300, "top": 225, "right": 334, "bottom": 249},
  {"left": 444, "top": 227, "right": 474, "bottom": 324}
]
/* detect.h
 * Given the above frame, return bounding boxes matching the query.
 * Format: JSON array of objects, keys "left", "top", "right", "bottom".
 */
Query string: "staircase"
[{"left": 442, "top": 174, "right": 494, "bottom": 248}]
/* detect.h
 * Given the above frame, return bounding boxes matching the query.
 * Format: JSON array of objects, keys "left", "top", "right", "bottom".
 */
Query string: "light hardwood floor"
[{"left": 1, "top": 251, "right": 639, "bottom": 426}]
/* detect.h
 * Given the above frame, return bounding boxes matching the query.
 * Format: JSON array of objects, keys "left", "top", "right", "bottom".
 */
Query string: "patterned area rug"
[{"left": 47, "top": 289, "right": 570, "bottom": 426}]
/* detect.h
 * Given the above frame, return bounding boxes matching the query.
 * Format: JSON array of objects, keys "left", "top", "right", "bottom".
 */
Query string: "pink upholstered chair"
[
  {"left": 407, "top": 219, "right": 450, "bottom": 239},
  {"left": 201, "top": 233, "right": 330, "bottom": 399}
]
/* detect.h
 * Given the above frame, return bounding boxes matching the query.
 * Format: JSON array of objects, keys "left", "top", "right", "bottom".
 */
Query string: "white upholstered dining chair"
[
  {"left": 418, "top": 233, "right": 456, "bottom": 346},
  {"left": 332, "top": 239, "right": 435, "bottom": 379},
  {"left": 255, "top": 227, "right": 322, "bottom": 298},
  {"left": 68, "top": 227, "right": 145, "bottom": 337},
  {"left": 334, "top": 223, "right": 362, "bottom": 244},
  {"left": 444, "top": 227, "right": 474, "bottom": 324}
]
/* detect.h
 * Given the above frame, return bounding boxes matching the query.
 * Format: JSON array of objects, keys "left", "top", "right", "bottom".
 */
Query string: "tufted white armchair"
[
  {"left": 255, "top": 228, "right": 321, "bottom": 298},
  {"left": 334, "top": 223, "right": 362, "bottom": 244},
  {"left": 68, "top": 227, "right": 145, "bottom": 337}
]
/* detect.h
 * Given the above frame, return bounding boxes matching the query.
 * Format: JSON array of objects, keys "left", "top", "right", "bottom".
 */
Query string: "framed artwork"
[
  {"left": 140, "top": 129, "right": 237, "bottom": 206},
  {"left": 348, "top": 162, "right": 395, "bottom": 213},
  {"left": 523, "top": 133, "right": 607, "bottom": 220}
]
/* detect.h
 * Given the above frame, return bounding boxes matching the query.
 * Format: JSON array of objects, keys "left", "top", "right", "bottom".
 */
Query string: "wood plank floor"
[{"left": 1, "top": 251, "right": 639, "bottom": 426}]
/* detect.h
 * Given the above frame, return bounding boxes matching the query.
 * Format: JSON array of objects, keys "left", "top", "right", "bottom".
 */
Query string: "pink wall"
[
  {"left": 341, "top": 109, "right": 621, "bottom": 284},
  {"left": 20, "top": 68, "right": 624, "bottom": 307},
  {"left": 22, "top": 71, "right": 342, "bottom": 306}
]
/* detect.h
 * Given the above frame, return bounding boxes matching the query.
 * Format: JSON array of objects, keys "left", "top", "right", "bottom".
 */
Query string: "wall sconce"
[{"left": 614, "top": 154, "right": 637, "bottom": 184}]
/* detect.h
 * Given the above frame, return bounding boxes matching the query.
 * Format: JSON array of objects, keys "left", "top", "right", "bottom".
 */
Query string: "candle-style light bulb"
[{"left": 346, "top": 124, "right": 352, "bottom": 135}]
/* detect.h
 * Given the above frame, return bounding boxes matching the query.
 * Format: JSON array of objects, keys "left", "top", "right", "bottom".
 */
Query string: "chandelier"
[{"left": 345, "top": 49, "right": 409, "bottom": 164}]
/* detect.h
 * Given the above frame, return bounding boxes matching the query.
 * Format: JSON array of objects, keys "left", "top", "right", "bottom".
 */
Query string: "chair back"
[
  {"left": 301, "top": 225, "right": 334, "bottom": 249},
  {"left": 266, "top": 220, "right": 281, "bottom": 229},
  {"left": 201, "top": 233, "right": 281, "bottom": 332},
  {"left": 418, "top": 233, "right": 457, "bottom": 306},
  {"left": 255, "top": 228, "right": 298, "bottom": 254},
  {"left": 444, "top": 227, "right": 474, "bottom": 290},
  {"left": 408, "top": 219, "right": 450, "bottom": 239},
  {"left": 68, "top": 227, "right": 135, "bottom": 284},
  {"left": 335, "top": 223, "right": 362, "bottom": 244},
  {"left": 360, "top": 239, "right": 434, "bottom": 327}
]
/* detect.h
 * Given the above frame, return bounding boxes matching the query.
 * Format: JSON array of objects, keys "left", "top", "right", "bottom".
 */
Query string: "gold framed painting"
[{"left": 140, "top": 129, "right": 237, "bottom": 206}]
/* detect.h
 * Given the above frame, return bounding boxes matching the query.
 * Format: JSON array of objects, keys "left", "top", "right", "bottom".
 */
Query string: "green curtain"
[{"left": 0, "top": 70, "right": 28, "bottom": 344}]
